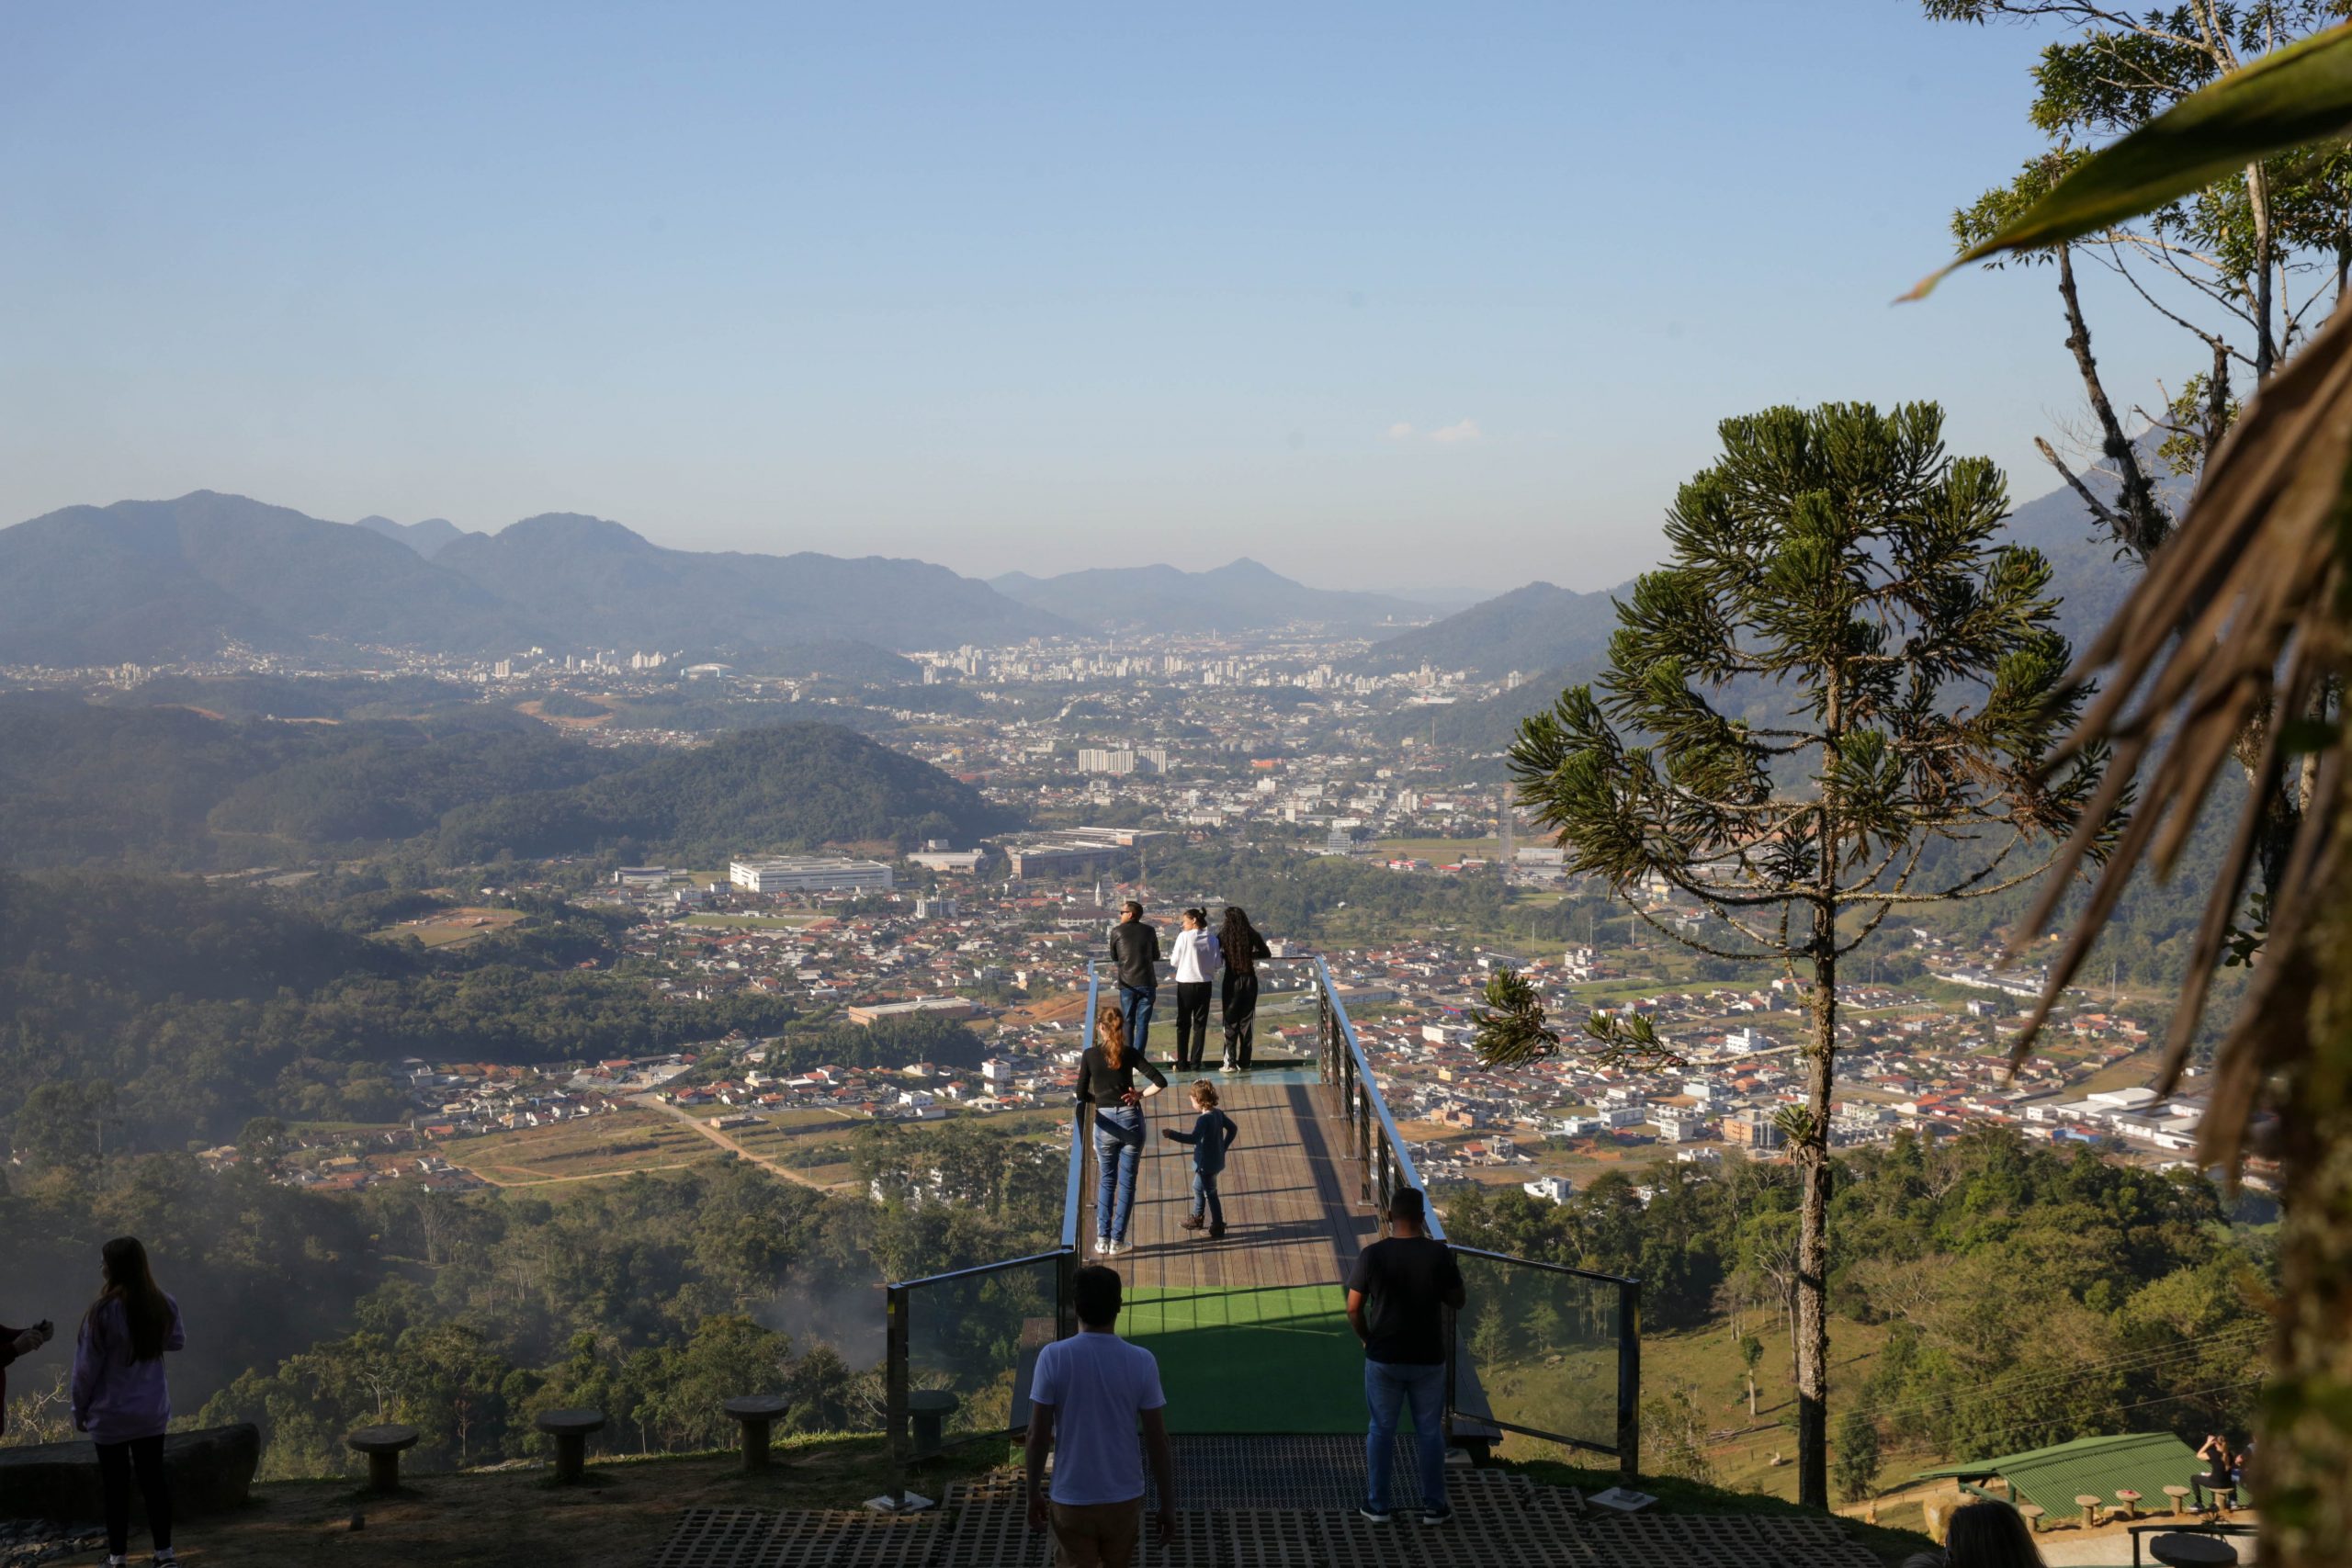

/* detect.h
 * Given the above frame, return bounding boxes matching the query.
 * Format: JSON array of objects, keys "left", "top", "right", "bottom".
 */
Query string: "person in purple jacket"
[{"left": 72, "top": 1237, "right": 185, "bottom": 1568}]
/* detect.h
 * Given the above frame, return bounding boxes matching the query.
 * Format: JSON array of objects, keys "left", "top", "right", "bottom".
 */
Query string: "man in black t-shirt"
[{"left": 1345, "top": 1188, "right": 1464, "bottom": 1526}]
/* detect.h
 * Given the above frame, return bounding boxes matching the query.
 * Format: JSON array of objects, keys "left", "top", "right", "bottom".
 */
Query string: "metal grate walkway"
[{"left": 649, "top": 1468, "right": 1888, "bottom": 1567}]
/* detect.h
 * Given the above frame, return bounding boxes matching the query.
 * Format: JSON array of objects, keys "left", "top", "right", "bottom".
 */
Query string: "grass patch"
[
  {"left": 1369, "top": 837, "right": 1503, "bottom": 862},
  {"left": 1122, "top": 1284, "right": 1368, "bottom": 1436}
]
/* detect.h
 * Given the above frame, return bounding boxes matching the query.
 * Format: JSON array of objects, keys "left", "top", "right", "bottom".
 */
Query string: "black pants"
[
  {"left": 1172, "top": 982, "right": 1213, "bottom": 1068},
  {"left": 1222, "top": 972, "right": 1261, "bottom": 1068},
  {"left": 96, "top": 1433, "right": 172, "bottom": 1556}
]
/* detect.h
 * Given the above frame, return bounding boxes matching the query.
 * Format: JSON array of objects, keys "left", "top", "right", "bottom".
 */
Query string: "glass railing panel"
[
  {"left": 1449, "top": 1248, "right": 1625, "bottom": 1458},
  {"left": 892, "top": 1252, "right": 1062, "bottom": 1453}
]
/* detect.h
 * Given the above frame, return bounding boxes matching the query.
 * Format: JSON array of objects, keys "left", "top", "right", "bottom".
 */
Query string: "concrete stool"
[
  {"left": 2017, "top": 1504, "right": 2045, "bottom": 1532},
  {"left": 2164, "top": 1485, "right": 2193, "bottom": 1517},
  {"left": 906, "top": 1390, "right": 960, "bottom": 1459},
  {"left": 2116, "top": 1488, "right": 2144, "bottom": 1519},
  {"left": 724, "top": 1395, "right": 791, "bottom": 1473},
  {"left": 536, "top": 1408, "right": 606, "bottom": 1484},
  {"left": 2075, "top": 1494, "right": 2104, "bottom": 1529},
  {"left": 2149, "top": 1533, "right": 2239, "bottom": 1566},
  {"left": 346, "top": 1425, "right": 420, "bottom": 1495}
]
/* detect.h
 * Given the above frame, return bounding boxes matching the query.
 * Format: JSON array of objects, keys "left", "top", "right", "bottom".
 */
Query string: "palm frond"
[{"left": 2008, "top": 296, "right": 2352, "bottom": 1169}]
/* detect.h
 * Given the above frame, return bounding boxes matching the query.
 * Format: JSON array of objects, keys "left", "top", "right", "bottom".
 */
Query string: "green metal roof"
[{"left": 1908, "top": 1432, "right": 2204, "bottom": 1516}]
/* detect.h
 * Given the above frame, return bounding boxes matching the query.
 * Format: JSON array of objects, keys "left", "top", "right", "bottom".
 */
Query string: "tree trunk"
[
  {"left": 2250, "top": 161, "right": 2278, "bottom": 383},
  {"left": 2263, "top": 895, "right": 2352, "bottom": 1568},
  {"left": 1795, "top": 941, "right": 1836, "bottom": 1511}
]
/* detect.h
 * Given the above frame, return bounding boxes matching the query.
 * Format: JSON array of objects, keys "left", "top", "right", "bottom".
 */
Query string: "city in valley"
[{"left": 33, "top": 624, "right": 2216, "bottom": 1208}]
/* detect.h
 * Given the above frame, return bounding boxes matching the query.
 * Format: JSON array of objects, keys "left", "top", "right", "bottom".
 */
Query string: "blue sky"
[{"left": 1, "top": 2, "right": 2185, "bottom": 594}]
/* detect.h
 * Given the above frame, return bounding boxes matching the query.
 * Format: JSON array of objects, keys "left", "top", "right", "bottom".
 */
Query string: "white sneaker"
[
  {"left": 1111, "top": 1237, "right": 1132, "bottom": 1255},
  {"left": 1094, "top": 1235, "right": 1113, "bottom": 1256}
]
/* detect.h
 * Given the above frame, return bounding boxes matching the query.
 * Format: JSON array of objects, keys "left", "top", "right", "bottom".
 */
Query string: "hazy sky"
[{"left": 2, "top": 2, "right": 2188, "bottom": 595}]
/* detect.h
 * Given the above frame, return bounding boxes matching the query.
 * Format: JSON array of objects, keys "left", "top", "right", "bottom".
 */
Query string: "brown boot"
[{"left": 1180, "top": 1214, "right": 1205, "bottom": 1231}]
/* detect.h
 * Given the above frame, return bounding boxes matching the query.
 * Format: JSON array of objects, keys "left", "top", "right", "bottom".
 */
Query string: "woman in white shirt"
[{"left": 1167, "top": 908, "right": 1222, "bottom": 1072}]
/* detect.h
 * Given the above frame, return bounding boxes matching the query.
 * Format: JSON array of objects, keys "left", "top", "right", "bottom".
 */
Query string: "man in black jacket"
[{"left": 1108, "top": 900, "right": 1161, "bottom": 1058}]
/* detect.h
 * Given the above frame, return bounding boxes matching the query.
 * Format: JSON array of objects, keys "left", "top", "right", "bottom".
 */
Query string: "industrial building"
[{"left": 728, "top": 857, "right": 895, "bottom": 895}]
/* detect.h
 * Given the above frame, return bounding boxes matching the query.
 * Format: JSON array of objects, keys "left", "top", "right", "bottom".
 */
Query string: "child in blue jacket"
[{"left": 1162, "top": 1080, "right": 1240, "bottom": 1238}]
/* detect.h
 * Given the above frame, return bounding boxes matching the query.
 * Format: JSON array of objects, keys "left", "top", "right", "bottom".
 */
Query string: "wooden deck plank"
[{"left": 1101, "top": 1076, "right": 1374, "bottom": 1297}]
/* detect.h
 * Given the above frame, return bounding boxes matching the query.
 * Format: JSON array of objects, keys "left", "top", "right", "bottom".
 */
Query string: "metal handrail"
[
  {"left": 1447, "top": 1246, "right": 1637, "bottom": 1288},
  {"left": 886, "top": 1249, "right": 1070, "bottom": 1293},
  {"left": 1303, "top": 952, "right": 1443, "bottom": 1238}
]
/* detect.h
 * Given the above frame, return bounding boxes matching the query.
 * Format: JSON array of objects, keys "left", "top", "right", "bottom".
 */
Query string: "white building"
[
  {"left": 729, "top": 857, "right": 895, "bottom": 894},
  {"left": 1523, "top": 1175, "right": 1575, "bottom": 1204},
  {"left": 909, "top": 848, "right": 984, "bottom": 874},
  {"left": 1078, "top": 748, "right": 1138, "bottom": 775}
]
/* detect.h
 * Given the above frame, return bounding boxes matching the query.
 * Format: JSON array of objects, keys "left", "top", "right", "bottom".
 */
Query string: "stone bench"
[
  {"left": 534, "top": 1408, "right": 605, "bottom": 1485},
  {"left": 0, "top": 1425, "right": 259, "bottom": 1522},
  {"left": 906, "top": 1390, "right": 959, "bottom": 1459},
  {"left": 346, "top": 1425, "right": 420, "bottom": 1495},
  {"left": 2164, "top": 1484, "right": 2194, "bottom": 1517},
  {"left": 722, "top": 1396, "right": 790, "bottom": 1473}
]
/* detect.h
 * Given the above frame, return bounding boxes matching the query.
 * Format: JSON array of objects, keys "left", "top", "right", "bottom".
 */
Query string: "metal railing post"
[
  {"left": 886, "top": 1281, "right": 910, "bottom": 1504},
  {"left": 1617, "top": 1278, "right": 1642, "bottom": 1481}
]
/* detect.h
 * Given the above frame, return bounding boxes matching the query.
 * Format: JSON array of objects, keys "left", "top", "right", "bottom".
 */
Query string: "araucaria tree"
[{"left": 1486, "top": 401, "right": 2103, "bottom": 1509}]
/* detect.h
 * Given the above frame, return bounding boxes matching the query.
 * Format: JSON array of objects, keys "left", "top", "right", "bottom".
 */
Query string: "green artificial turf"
[{"left": 1119, "top": 1284, "right": 1415, "bottom": 1436}]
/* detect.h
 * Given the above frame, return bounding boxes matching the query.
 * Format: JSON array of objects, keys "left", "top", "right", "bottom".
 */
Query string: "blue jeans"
[
  {"left": 1092, "top": 1106, "right": 1143, "bottom": 1240},
  {"left": 1119, "top": 983, "right": 1156, "bottom": 1056},
  {"left": 1364, "top": 1359, "right": 1447, "bottom": 1513},
  {"left": 1190, "top": 1168, "right": 1223, "bottom": 1225}
]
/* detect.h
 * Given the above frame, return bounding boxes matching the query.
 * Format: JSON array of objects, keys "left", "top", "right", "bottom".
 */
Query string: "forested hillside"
[
  {"left": 430, "top": 723, "right": 1015, "bottom": 864},
  {"left": 0, "top": 701, "right": 1012, "bottom": 869},
  {"left": 0, "top": 872, "right": 797, "bottom": 1145},
  {"left": 1445, "top": 1130, "right": 2268, "bottom": 1465}
]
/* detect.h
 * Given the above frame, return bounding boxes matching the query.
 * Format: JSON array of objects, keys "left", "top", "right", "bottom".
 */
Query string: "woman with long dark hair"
[
  {"left": 1939, "top": 1498, "right": 2046, "bottom": 1568},
  {"left": 1217, "top": 906, "right": 1273, "bottom": 1072},
  {"left": 1076, "top": 1003, "right": 1165, "bottom": 1255},
  {"left": 72, "top": 1237, "right": 185, "bottom": 1568}
]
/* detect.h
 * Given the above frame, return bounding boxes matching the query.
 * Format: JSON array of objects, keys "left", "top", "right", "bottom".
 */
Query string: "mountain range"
[
  {"left": 989, "top": 558, "right": 1435, "bottom": 632},
  {"left": 1364, "top": 446, "right": 2171, "bottom": 750},
  {"left": 0, "top": 492, "right": 1067, "bottom": 664}
]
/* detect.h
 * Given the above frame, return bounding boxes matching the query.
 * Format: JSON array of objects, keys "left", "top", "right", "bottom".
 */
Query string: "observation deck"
[
  {"left": 884, "top": 956, "right": 1643, "bottom": 1489},
  {"left": 645, "top": 958, "right": 1910, "bottom": 1566}
]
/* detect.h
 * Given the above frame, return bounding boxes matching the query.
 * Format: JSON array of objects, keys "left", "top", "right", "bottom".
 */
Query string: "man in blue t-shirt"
[{"left": 1024, "top": 1265, "right": 1177, "bottom": 1565}]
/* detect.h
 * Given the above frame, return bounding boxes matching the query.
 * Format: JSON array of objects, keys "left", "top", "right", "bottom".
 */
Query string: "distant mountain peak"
[
  {"left": 491, "top": 512, "right": 654, "bottom": 552},
  {"left": 354, "top": 514, "right": 475, "bottom": 560}
]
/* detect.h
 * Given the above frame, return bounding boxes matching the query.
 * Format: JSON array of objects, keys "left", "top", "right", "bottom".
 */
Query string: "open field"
[
  {"left": 1369, "top": 836, "right": 1503, "bottom": 861},
  {"left": 514, "top": 696, "right": 616, "bottom": 728},
  {"left": 371, "top": 906, "right": 527, "bottom": 950},
  {"left": 443, "top": 1110, "right": 722, "bottom": 1186}
]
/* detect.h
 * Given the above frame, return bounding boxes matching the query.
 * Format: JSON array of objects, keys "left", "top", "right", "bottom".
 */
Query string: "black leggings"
[
  {"left": 96, "top": 1434, "right": 172, "bottom": 1556},
  {"left": 1222, "top": 972, "right": 1261, "bottom": 1067},
  {"left": 1172, "top": 982, "right": 1213, "bottom": 1068}
]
